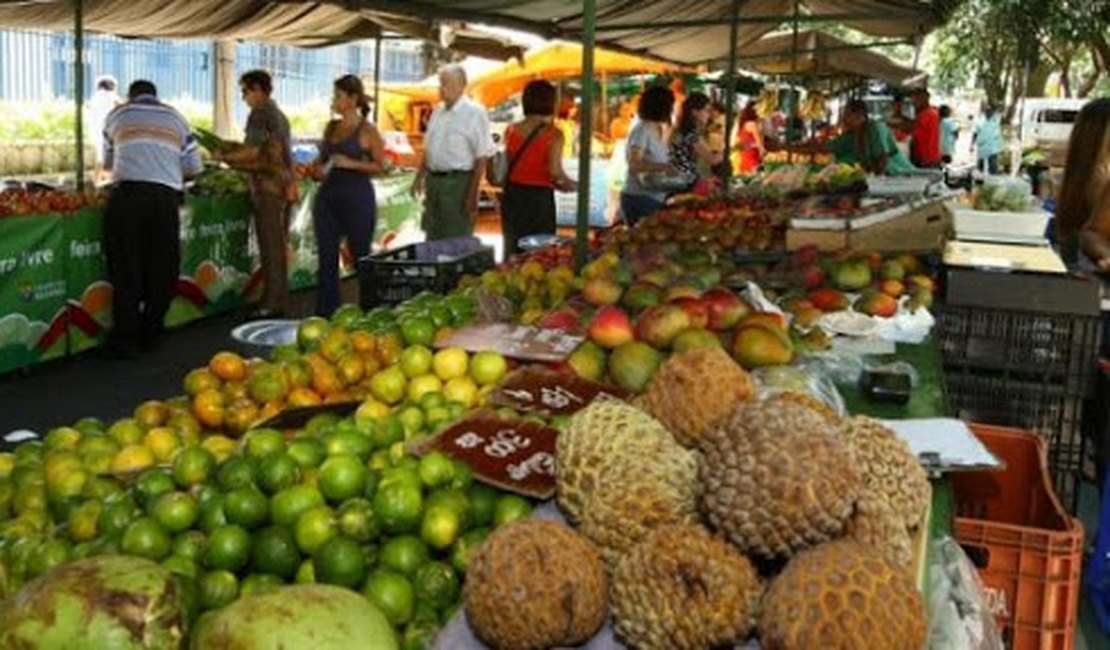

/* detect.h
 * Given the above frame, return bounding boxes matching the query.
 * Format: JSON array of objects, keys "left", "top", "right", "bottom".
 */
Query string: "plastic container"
[
  {"left": 357, "top": 244, "right": 494, "bottom": 309},
  {"left": 952, "top": 424, "right": 1084, "bottom": 650}
]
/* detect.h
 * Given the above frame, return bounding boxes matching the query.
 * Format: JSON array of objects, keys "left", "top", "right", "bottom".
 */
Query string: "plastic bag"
[
  {"left": 973, "top": 175, "right": 1034, "bottom": 212},
  {"left": 751, "top": 363, "right": 847, "bottom": 417},
  {"left": 926, "top": 536, "right": 1005, "bottom": 650}
]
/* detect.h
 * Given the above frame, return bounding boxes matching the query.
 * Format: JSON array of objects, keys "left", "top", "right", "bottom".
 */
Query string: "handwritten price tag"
[
  {"left": 492, "top": 367, "right": 629, "bottom": 416},
  {"left": 435, "top": 323, "right": 584, "bottom": 362},
  {"left": 412, "top": 411, "right": 559, "bottom": 499}
]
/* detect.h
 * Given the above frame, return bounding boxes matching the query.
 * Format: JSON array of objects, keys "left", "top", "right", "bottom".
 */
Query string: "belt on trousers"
[{"left": 427, "top": 169, "right": 472, "bottom": 177}]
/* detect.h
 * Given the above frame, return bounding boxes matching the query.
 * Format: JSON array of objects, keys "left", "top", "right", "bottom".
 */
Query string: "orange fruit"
[
  {"left": 311, "top": 366, "right": 343, "bottom": 396},
  {"left": 225, "top": 398, "right": 261, "bottom": 435},
  {"left": 143, "top": 427, "right": 182, "bottom": 463},
  {"left": 168, "top": 412, "right": 202, "bottom": 445},
  {"left": 319, "top": 329, "right": 353, "bottom": 364},
  {"left": 350, "top": 331, "right": 376, "bottom": 354},
  {"left": 287, "top": 387, "right": 323, "bottom": 408},
  {"left": 222, "top": 380, "right": 249, "bottom": 402},
  {"left": 248, "top": 366, "right": 289, "bottom": 403},
  {"left": 375, "top": 334, "right": 404, "bottom": 367},
  {"left": 184, "top": 368, "right": 222, "bottom": 396},
  {"left": 283, "top": 361, "right": 312, "bottom": 390},
  {"left": 361, "top": 354, "right": 381, "bottom": 377},
  {"left": 258, "top": 401, "right": 283, "bottom": 423},
  {"left": 337, "top": 355, "right": 365, "bottom": 386},
  {"left": 209, "top": 351, "right": 248, "bottom": 382},
  {"left": 134, "top": 400, "right": 170, "bottom": 429},
  {"left": 192, "top": 389, "right": 226, "bottom": 429}
]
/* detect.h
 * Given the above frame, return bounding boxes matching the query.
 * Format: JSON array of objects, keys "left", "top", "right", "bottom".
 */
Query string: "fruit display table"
[{"left": 0, "top": 171, "right": 422, "bottom": 376}]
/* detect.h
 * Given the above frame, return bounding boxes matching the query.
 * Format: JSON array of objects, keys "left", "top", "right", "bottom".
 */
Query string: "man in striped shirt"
[{"left": 102, "top": 80, "right": 202, "bottom": 358}]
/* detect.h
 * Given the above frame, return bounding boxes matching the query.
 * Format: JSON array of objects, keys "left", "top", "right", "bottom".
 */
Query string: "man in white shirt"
[
  {"left": 412, "top": 64, "right": 494, "bottom": 240},
  {"left": 86, "top": 75, "right": 119, "bottom": 184}
]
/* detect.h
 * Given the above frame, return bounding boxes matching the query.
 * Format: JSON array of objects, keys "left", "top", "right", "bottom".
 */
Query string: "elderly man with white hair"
[{"left": 412, "top": 63, "right": 494, "bottom": 240}]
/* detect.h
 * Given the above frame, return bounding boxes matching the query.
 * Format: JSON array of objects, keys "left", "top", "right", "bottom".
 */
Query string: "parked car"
[{"left": 1020, "top": 98, "right": 1088, "bottom": 167}]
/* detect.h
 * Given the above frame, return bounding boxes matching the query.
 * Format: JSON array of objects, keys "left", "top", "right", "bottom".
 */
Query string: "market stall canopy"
[
  {"left": 467, "top": 41, "right": 684, "bottom": 107},
  {"left": 738, "top": 29, "right": 924, "bottom": 86},
  {"left": 333, "top": 0, "right": 959, "bottom": 65},
  {"left": 0, "top": 0, "right": 523, "bottom": 56}
]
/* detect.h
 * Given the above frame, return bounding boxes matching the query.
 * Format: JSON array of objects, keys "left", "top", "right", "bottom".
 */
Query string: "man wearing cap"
[
  {"left": 102, "top": 80, "right": 202, "bottom": 358},
  {"left": 908, "top": 89, "right": 942, "bottom": 169},
  {"left": 411, "top": 64, "right": 494, "bottom": 240}
]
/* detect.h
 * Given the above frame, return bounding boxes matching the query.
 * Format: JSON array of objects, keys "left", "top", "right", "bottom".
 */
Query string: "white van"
[{"left": 1020, "top": 98, "right": 1088, "bottom": 167}]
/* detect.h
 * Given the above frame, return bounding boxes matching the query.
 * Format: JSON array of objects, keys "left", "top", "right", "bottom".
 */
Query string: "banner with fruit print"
[
  {"left": 166, "top": 194, "right": 254, "bottom": 327},
  {"left": 284, "top": 172, "right": 422, "bottom": 291},
  {"left": 62, "top": 207, "right": 113, "bottom": 354},
  {"left": 0, "top": 214, "right": 70, "bottom": 374}
]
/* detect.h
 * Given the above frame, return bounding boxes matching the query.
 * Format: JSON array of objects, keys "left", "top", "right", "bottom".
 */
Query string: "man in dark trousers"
[{"left": 102, "top": 80, "right": 202, "bottom": 358}]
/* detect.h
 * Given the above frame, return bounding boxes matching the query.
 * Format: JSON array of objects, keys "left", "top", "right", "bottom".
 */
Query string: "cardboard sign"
[
  {"left": 412, "top": 411, "right": 559, "bottom": 499},
  {"left": 435, "top": 323, "right": 584, "bottom": 362},
  {"left": 492, "top": 367, "right": 629, "bottom": 416}
]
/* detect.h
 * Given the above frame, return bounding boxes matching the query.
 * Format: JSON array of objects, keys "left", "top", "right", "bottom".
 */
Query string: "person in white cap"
[{"left": 86, "top": 75, "right": 119, "bottom": 184}]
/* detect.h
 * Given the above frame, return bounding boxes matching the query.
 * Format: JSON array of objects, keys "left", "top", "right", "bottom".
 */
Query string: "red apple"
[
  {"left": 701, "top": 288, "right": 751, "bottom": 331},
  {"left": 668, "top": 296, "right": 709, "bottom": 330},
  {"left": 536, "top": 307, "right": 583, "bottom": 334},
  {"left": 588, "top": 306, "right": 634, "bottom": 349}
]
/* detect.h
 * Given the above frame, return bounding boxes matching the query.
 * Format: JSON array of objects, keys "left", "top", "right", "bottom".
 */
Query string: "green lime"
[
  {"left": 75, "top": 416, "right": 106, "bottom": 436},
  {"left": 466, "top": 484, "right": 499, "bottom": 528},
  {"left": 244, "top": 428, "right": 286, "bottom": 459},
  {"left": 193, "top": 484, "right": 222, "bottom": 509},
  {"left": 318, "top": 454, "right": 368, "bottom": 503},
  {"left": 417, "top": 452, "right": 455, "bottom": 489},
  {"left": 216, "top": 457, "right": 257, "bottom": 491},
  {"left": 294, "top": 506, "right": 337, "bottom": 555},
  {"left": 250, "top": 526, "right": 301, "bottom": 581},
  {"left": 379, "top": 467, "right": 422, "bottom": 491},
  {"left": 270, "top": 484, "right": 324, "bottom": 527},
  {"left": 424, "top": 407, "right": 452, "bottom": 432},
  {"left": 373, "top": 481, "right": 423, "bottom": 535},
  {"left": 379, "top": 535, "right": 430, "bottom": 578},
  {"left": 323, "top": 430, "right": 373, "bottom": 461},
  {"left": 399, "top": 316, "right": 436, "bottom": 347},
  {"left": 314, "top": 536, "right": 366, "bottom": 589},
  {"left": 338, "top": 498, "right": 380, "bottom": 543},
  {"left": 121, "top": 516, "right": 172, "bottom": 561},
  {"left": 391, "top": 409, "right": 422, "bottom": 441},
  {"left": 413, "top": 561, "right": 459, "bottom": 611},
  {"left": 305, "top": 413, "right": 341, "bottom": 437},
  {"left": 493, "top": 494, "right": 532, "bottom": 528},
  {"left": 450, "top": 528, "right": 490, "bottom": 574},
  {"left": 294, "top": 558, "right": 316, "bottom": 584},
  {"left": 287, "top": 438, "right": 327, "bottom": 469},
  {"left": 223, "top": 487, "right": 270, "bottom": 530},
  {"left": 363, "top": 569, "right": 415, "bottom": 626},
  {"left": 427, "top": 486, "right": 471, "bottom": 520},
  {"left": 418, "top": 391, "right": 446, "bottom": 411},
  {"left": 420, "top": 505, "right": 461, "bottom": 551},
  {"left": 256, "top": 454, "right": 301, "bottom": 495},
  {"left": 65, "top": 500, "right": 102, "bottom": 543},
  {"left": 150, "top": 492, "right": 199, "bottom": 534},
  {"left": 198, "top": 494, "right": 228, "bottom": 534},
  {"left": 135, "top": 469, "right": 177, "bottom": 509},
  {"left": 205, "top": 524, "right": 251, "bottom": 572},
  {"left": 172, "top": 445, "right": 216, "bottom": 489},
  {"left": 98, "top": 500, "right": 140, "bottom": 540},
  {"left": 28, "top": 538, "right": 72, "bottom": 578},
  {"left": 81, "top": 476, "right": 124, "bottom": 501},
  {"left": 449, "top": 460, "right": 473, "bottom": 490},
  {"left": 239, "top": 573, "right": 284, "bottom": 597},
  {"left": 162, "top": 554, "right": 199, "bottom": 580},
  {"left": 199, "top": 569, "right": 239, "bottom": 611},
  {"left": 173, "top": 530, "right": 207, "bottom": 562}
]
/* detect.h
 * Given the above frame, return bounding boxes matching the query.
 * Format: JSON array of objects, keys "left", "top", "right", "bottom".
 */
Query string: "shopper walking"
[
  {"left": 621, "top": 85, "right": 677, "bottom": 226},
  {"left": 101, "top": 80, "right": 202, "bottom": 358},
  {"left": 309, "top": 75, "right": 388, "bottom": 316},
  {"left": 216, "top": 70, "right": 295, "bottom": 318},
  {"left": 412, "top": 64, "right": 494, "bottom": 241},
  {"left": 939, "top": 104, "right": 959, "bottom": 165},
  {"left": 908, "top": 89, "right": 942, "bottom": 168},
  {"left": 500, "top": 80, "right": 575, "bottom": 256},
  {"left": 972, "top": 105, "right": 1004, "bottom": 175}
]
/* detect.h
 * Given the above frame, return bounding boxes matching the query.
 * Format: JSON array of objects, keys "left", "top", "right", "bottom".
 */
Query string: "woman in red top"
[
  {"left": 502, "top": 80, "right": 575, "bottom": 256},
  {"left": 735, "top": 102, "right": 765, "bottom": 175}
]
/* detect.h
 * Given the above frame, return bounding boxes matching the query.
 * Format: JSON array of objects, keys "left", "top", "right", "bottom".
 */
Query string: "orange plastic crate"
[{"left": 952, "top": 424, "right": 1084, "bottom": 650}]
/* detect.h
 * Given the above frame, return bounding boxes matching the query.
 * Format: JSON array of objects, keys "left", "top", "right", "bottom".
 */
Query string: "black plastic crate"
[
  {"left": 946, "top": 371, "right": 1086, "bottom": 512},
  {"left": 937, "top": 306, "right": 1101, "bottom": 396},
  {"left": 357, "top": 245, "right": 495, "bottom": 308}
]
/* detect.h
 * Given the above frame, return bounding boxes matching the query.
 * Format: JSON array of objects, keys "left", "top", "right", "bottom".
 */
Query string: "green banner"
[
  {"left": 286, "top": 171, "right": 422, "bottom": 291},
  {"left": 166, "top": 194, "right": 254, "bottom": 328},
  {"left": 62, "top": 208, "right": 112, "bottom": 354},
  {"left": 0, "top": 214, "right": 70, "bottom": 374}
]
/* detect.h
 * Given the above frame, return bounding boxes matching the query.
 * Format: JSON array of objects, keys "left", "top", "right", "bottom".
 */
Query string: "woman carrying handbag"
[{"left": 499, "top": 80, "right": 575, "bottom": 257}]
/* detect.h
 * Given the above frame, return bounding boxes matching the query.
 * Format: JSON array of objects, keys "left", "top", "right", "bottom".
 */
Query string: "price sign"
[
  {"left": 492, "top": 367, "right": 629, "bottom": 416},
  {"left": 412, "top": 411, "right": 559, "bottom": 499},
  {"left": 435, "top": 323, "right": 584, "bottom": 362}
]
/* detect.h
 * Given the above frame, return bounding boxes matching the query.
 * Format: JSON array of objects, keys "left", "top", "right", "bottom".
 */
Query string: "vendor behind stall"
[{"left": 777, "top": 100, "right": 913, "bottom": 175}]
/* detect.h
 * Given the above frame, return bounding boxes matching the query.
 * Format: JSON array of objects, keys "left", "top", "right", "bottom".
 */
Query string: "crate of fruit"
[
  {"left": 358, "top": 238, "right": 494, "bottom": 308},
  {"left": 952, "top": 424, "right": 1084, "bottom": 650}
]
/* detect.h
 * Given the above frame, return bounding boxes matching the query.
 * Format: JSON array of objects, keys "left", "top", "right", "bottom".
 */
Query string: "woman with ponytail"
[{"left": 311, "top": 74, "right": 388, "bottom": 316}]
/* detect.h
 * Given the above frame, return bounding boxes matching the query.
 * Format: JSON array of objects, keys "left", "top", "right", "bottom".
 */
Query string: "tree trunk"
[{"left": 1025, "top": 62, "right": 1052, "bottom": 99}]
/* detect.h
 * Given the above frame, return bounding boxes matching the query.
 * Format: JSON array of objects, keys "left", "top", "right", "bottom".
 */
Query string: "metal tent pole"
[
  {"left": 373, "top": 35, "right": 382, "bottom": 123},
  {"left": 722, "top": 0, "right": 741, "bottom": 181},
  {"left": 574, "top": 0, "right": 596, "bottom": 272},
  {"left": 74, "top": 0, "right": 85, "bottom": 191}
]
